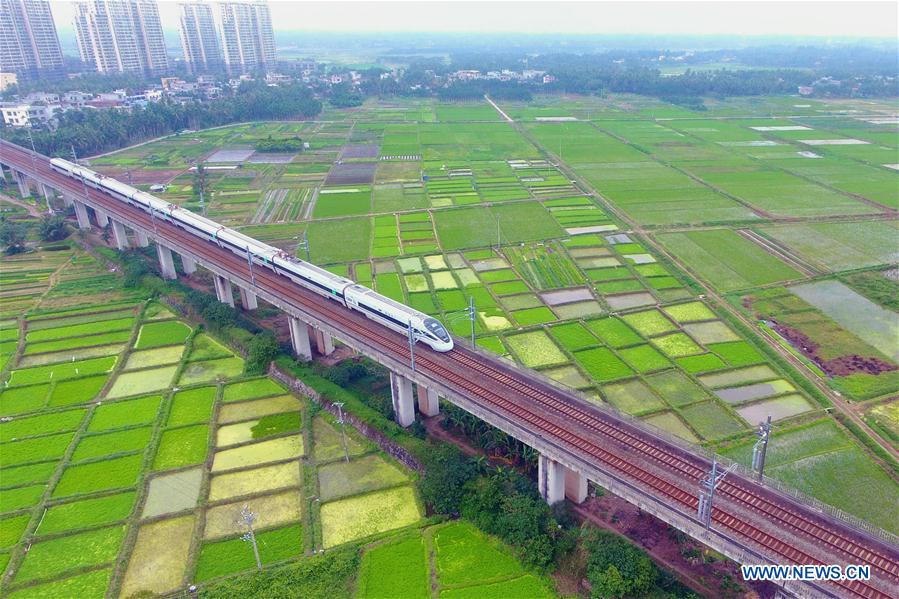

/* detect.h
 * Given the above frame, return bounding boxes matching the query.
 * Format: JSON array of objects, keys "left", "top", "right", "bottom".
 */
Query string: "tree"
[
  {"left": 120, "top": 251, "right": 150, "bottom": 287},
  {"left": 585, "top": 531, "right": 657, "bottom": 598},
  {"left": 38, "top": 214, "right": 70, "bottom": 242},
  {"left": 592, "top": 565, "right": 628, "bottom": 598},
  {"left": 329, "top": 84, "right": 364, "bottom": 108},
  {"left": 202, "top": 301, "right": 237, "bottom": 329},
  {"left": 494, "top": 493, "right": 557, "bottom": 569},
  {"left": 246, "top": 330, "right": 279, "bottom": 375},
  {"left": 193, "top": 161, "right": 208, "bottom": 201},
  {"left": 0, "top": 220, "right": 28, "bottom": 254},
  {"left": 255, "top": 135, "right": 304, "bottom": 153},
  {"left": 418, "top": 444, "right": 475, "bottom": 516}
]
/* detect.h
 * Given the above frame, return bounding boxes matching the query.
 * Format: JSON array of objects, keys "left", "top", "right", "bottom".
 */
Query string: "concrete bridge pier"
[
  {"left": 62, "top": 193, "right": 73, "bottom": 208},
  {"left": 111, "top": 220, "right": 129, "bottom": 250},
  {"left": 538, "top": 455, "right": 566, "bottom": 505},
  {"left": 390, "top": 372, "right": 415, "bottom": 427},
  {"left": 180, "top": 254, "right": 197, "bottom": 275},
  {"left": 565, "top": 467, "right": 589, "bottom": 504},
  {"left": 14, "top": 170, "right": 30, "bottom": 198},
  {"left": 156, "top": 244, "right": 177, "bottom": 280},
  {"left": 95, "top": 209, "right": 110, "bottom": 228},
  {"left": 312, "top": 328, "right": 335, "bottom": 356},
  {"left": 539, "top": 455, "right": 588, "bottom": 505},
  {"left": 213, "top": 274, "right": 234, "bottom": 307},
  {"left": 39, "top": 183, "right": 54, "bottom": 206},
  {"left": 238, "top": 287, "right": 258, "bottom": 310},
  {"left": 135, "top": 230, "right": 149, "bottom": 247},
  {"left": 288, "top": 317, "right": 313, "bottom": 361},
  {"left": 73, "top": 200, "right": 91, "bottom": 230},
  {"left": 417, "top": 384, "right": 440, "bottom": 417}
]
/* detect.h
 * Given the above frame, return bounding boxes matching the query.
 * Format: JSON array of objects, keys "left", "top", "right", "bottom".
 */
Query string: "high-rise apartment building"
[
  {"left": 73, "top": 0, "right": 169, "bottom": 76},
  {"left": 0, "top": 0, "right": 64, "bottom": 80},
  {"left": 215, "top": 0, "right": 275, "bottom": 74},
  {"left": 178, "top": 2, "right": 222, "bottom": 74}
]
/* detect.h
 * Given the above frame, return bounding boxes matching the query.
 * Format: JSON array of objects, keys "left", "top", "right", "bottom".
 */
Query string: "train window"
[{"left": 423, "top": 318, "right": 450, "bottom": 342}]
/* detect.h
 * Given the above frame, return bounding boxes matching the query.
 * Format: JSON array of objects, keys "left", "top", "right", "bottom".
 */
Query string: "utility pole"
[
  {"left": 408, "top": 322, "right": 417, "bottom": 372},
  {"left": 447, "top": 297, "right": 476, "bottom": 346},
  {"left": 25, "top": 128, "right": 51, "bottom": 214},
  {"left": 71, "top": 145, "right": 90, "bottom": 207},
  {"left": 238, "top": 505, "right": 262, "bottom": 569},
  {"left": 246, "top": 246, "right": 256, "bottom": 286},
  {"left": 697, "top": 460, "right": 736, "bottom": 530},
  {"left": 296, "top": 231, "right": 311, "bottom": 262},
  {"left": 334, "top": 401, "right": 350, "bottom": 462},
  {"left": 752, "top": 415, "right": 772, "bottom": 482}
]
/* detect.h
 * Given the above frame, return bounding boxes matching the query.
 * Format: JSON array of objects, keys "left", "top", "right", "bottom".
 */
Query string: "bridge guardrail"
[
  {"left": 7, "top": 141, "right": 896, "bottom": 549},
  {"left": 463, "top": 338, "right": 899, "bottom": 548}
]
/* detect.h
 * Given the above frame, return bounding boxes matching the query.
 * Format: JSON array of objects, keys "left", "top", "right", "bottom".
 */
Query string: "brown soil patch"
[
  {"left": 772, "top": 321, "right": 896, "bottom": 377},
  {"left": 573, "top": 496, "right": 776, "bottom": 599},
  {"left": 94, "top": 166, "right": 185, "bottom": 184}
]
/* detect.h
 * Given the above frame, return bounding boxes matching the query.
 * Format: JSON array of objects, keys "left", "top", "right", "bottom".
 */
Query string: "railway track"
[
  {"left": 448, "top": 348, "right": 899, "bottom": 584},
  {"left": 3, "top": 141, "right": 898, "bottom": 598}
]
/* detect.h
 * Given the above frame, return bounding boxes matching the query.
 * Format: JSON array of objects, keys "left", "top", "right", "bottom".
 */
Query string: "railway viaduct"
[{"left": 2, "top": 140, "right": 898, "bottom": 599}]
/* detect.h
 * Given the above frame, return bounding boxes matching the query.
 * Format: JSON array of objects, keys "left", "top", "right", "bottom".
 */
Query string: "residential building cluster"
[
  {"left": 179, "top": 0, "right": 276, "bottom": 75},
  {"left": 447, "top": 69, "right": 555, "bottom": 84},
  {"left": 0, "top": 0, "right": 277, "bottom": 83},
  {"left": 0, "top": 0, "right": 65, "bottom": 80},
  {"left": 73, "top": 0, "right": 169, "bottom": 75},
  {"left": 0, "top": 76, "right": 223, "bottom": 127}
]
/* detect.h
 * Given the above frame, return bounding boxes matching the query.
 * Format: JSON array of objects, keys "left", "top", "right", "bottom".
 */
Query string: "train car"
[
  {"left": 345, "top": 285, "right": 453, "bottom": 352},
  {"left": 50, "top": 157, "right": 454, "bottom": 352}
]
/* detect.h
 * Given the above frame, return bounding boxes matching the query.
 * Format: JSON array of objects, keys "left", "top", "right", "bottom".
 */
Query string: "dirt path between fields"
[{"left": 0, "top": 192, "right": 42, "bottom": 217}]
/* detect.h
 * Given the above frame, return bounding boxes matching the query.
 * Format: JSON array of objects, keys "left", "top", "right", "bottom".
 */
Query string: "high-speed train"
[{"left": 50, "top": 157, "right": 454, "bottom": 352}]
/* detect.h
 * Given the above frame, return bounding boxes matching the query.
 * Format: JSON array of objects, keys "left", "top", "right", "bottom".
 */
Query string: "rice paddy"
[
  {"left": 0, "top": 246, "right": 438, "bottom": 596},
  {"left": 2, "top": 92, "right": 894, "bottom": 593}
]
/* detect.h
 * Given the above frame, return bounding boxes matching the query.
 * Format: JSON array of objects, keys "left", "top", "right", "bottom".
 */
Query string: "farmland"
[
  {"left": 2, "top": 90, "right": 896, "bottom": 586},
  {"left": 0, "top": 242, "right": 565, "bottom": 597}
]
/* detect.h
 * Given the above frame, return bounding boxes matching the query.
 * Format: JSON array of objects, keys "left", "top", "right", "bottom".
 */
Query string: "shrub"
[
  {"left": 246, "top": 330, "right": 279, "bottom": 375},
  {"left": 38, "top": 214, "right": 70, "bottom": 241},
  {"left": 199, "top": 547, "right": 359, "bottom": 599},
  {"left": 457, "top": 469, "right": 562, "bottom": 570},
  {"left": 255, "top": 136, "right": 304, "bottom": 153},
  {"left": 584, "top": 530, "right": 657, "bottom": 598},
  {"left": 202, "top": 302, "right": 238, "bottom": 329},
  {"left": 121, "top": 252, "right": 151, "bottom": 288},
  {"left": 0, "top": 220, "right": 28, "bottom": 254},
  {"left": 418, "top": 444, "right": 475, "bottom": 516}
]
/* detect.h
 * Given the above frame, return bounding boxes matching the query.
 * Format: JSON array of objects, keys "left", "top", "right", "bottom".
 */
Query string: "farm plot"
[
  {"left": 759, "top": 221, "right": 898, "bottom": 272},
  {"left": 723, "top": 419, "right": 899, "bottom": 534},
  {"left": 525, "top": 121, "right": 757, "bottom": 225},
  {"left": 790, "top": 280, "right": 898, "bottom": 361},
  {"left": 746, "top": 286, "right": 898, "bottom": 400},
  {"left": 355, "top": 519, "right": 554, "bottom": 599},
  {"left": 656, "top": 229, "right": 802, "bottom": 292}
]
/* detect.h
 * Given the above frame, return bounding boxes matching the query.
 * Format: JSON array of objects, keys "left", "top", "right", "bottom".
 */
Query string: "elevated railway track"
[{"left": 1, "top": 140, "right": 897, "bottom": 598}]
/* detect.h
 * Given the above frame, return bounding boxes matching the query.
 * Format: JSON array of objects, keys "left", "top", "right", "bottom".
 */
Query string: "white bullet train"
[{"left": 50, "top": 157, "right": 454, "bottom": 352}]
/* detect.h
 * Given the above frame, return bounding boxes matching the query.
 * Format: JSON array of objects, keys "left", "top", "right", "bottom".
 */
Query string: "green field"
[
  {"left": 0, "top": 246, "right": 438, "bottom": 596},
  {"left": 656, "top": 229, "right": 803, "bottom": 292},
  {"left": 4, "top": 93, "right": 892, "bottom": 589}
]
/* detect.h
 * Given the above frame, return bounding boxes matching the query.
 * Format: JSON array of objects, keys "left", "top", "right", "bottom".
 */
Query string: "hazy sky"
[{"left": 49, "top": 0, "right": 898, "bottom": 38}]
